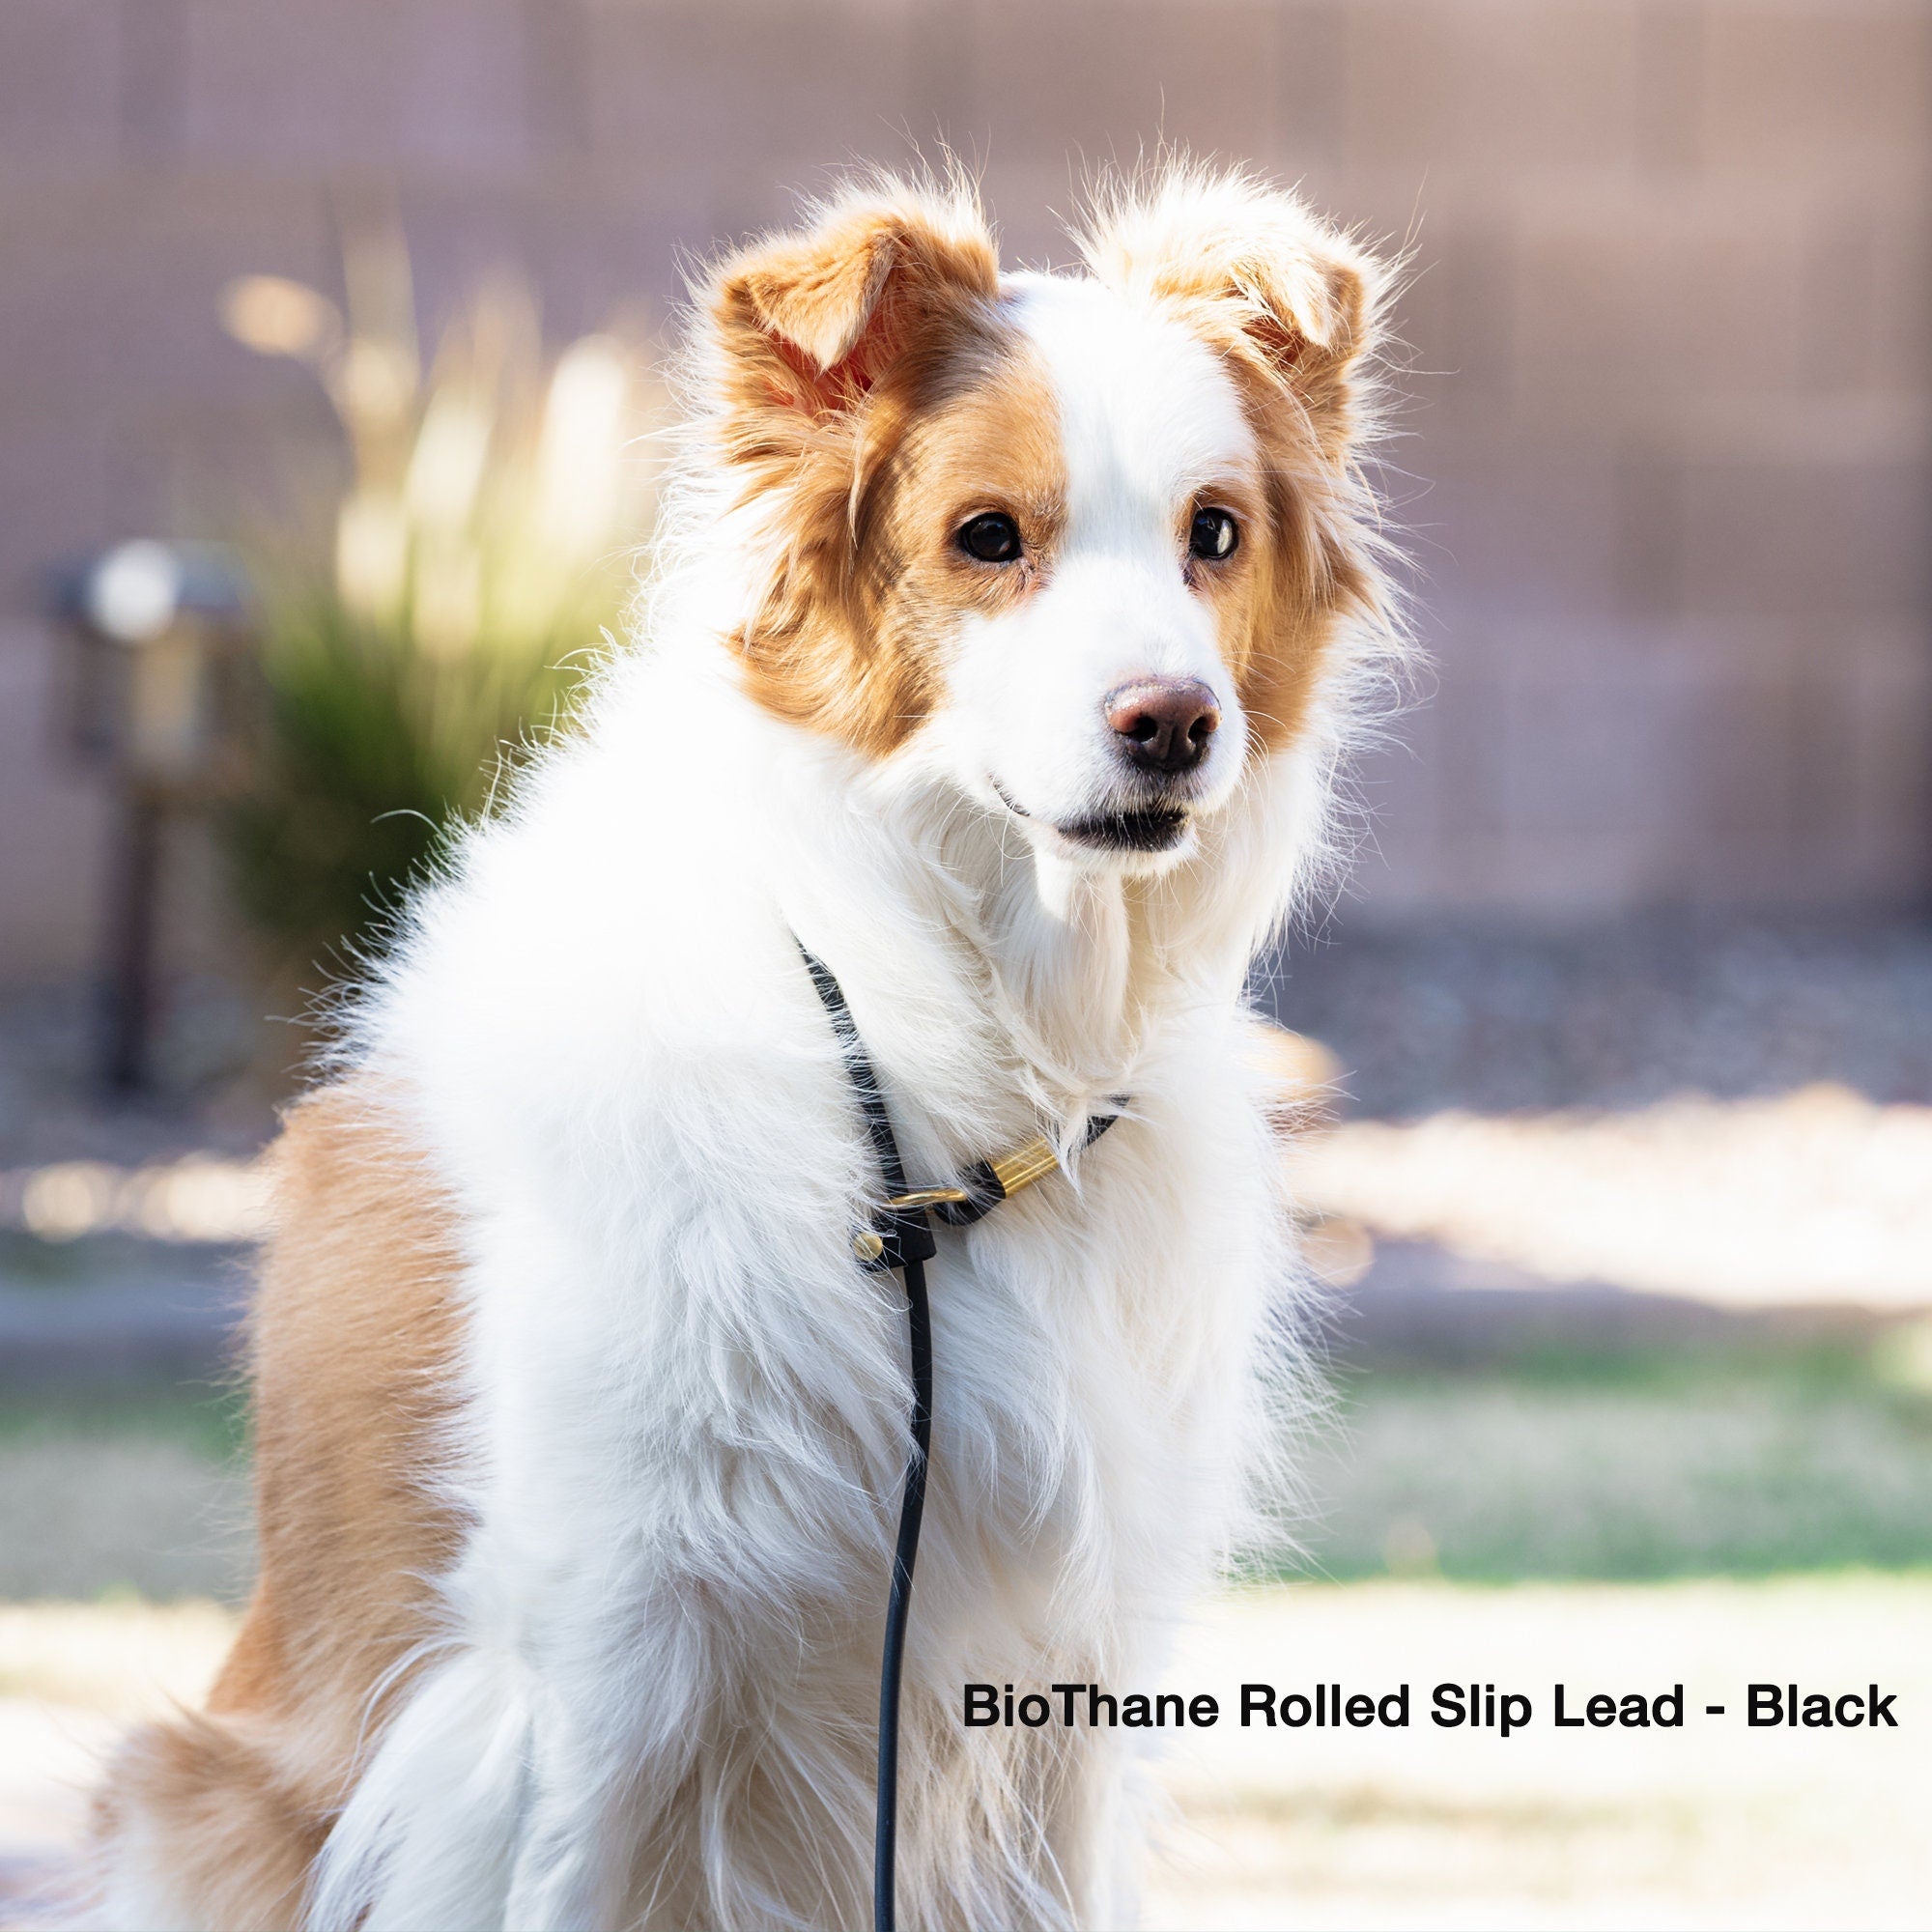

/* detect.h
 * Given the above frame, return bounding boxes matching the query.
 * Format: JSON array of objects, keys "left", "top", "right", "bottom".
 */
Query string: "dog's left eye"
[
  {"left": 957, "top": 512, "right": 1022, "bottom": 563},
  {"left": 1188, "top": 508, "right": 1239, "bottom": 561}
]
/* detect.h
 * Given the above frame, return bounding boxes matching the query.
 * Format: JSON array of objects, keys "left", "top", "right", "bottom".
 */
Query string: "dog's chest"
[
  {"left": 455, "top": 990, "right": 1276, "bottom": 1697},
  {"left": 898, "top": 1090, "right": 1269, "bottom": 1587}
]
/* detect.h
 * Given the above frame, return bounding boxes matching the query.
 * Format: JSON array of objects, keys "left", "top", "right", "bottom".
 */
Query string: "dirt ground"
[{"left": 5, "top": 1577, "right": 1928, "bottom": 1931}]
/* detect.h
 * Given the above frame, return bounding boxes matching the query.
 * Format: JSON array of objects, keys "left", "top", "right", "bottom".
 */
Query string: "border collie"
[{"left": 90, "top": 163, "right": 1395, "bottom": 1932}]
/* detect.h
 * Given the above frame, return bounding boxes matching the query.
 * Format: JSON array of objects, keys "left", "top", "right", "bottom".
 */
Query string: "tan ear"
[
  {"left": 1079, "top": 169, "right": 1384, "bottom": 458},
  {"left": 708, "top": 182, "right": 1000, "bottom": 420}
]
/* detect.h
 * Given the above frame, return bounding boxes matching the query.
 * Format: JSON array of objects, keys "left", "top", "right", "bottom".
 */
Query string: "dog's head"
[{"left": 696, "top": 167, "right": 1388, "bottom": 875}]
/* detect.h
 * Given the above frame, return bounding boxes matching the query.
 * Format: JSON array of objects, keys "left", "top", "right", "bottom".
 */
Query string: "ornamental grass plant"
[{"left": 217, "top": 226, "right": 654, "bottom": 979}]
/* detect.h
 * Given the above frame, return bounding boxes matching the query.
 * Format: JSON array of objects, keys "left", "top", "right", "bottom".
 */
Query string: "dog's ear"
[
  {"left": 707, "top": 183, "right": 1000, "bottom": 424},
  {"left": 1080, "top": 170, "right": 1384, "bottom": 460},
  {"left": 694, "top": 185, "right": 999, "bottom": 758}
]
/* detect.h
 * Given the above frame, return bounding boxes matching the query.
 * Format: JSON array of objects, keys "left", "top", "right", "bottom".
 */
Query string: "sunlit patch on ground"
[
  {"left": 1293, "top": 1086, "right": 1932, "bottom": 1308},
  {"left": 1143, "top": 1577, "right": 1932, "bottom": 1930},
  {"left": 0, "top": 1600, "right": 232, "bottom": 1718},
  {"left": 0, "top": 1602, "right": 235, "bottom": 1925},
  {"left": 0, "top": 1156, "right": 268, "bottom": 1245},
  {"left": 14, "top": 1079, "right": 1930, "bottom": 1308}
]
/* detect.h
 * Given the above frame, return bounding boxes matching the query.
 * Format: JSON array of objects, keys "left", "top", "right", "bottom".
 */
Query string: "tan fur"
[
  {"left": 1191, "top": 360, "right": 1378, "bottom": 755},
  {"left": 1078, "top": 175, "right": 1389, "bottom": 753},
  {"left": 89, "top": 1078, "right": 465, "bottom": 1930},
  {"left": 88, "top": 1715, "right": 327, "bottom": 1932},
  {"left": 708, "top": 183, "right": 1012, "bottom": 758}
]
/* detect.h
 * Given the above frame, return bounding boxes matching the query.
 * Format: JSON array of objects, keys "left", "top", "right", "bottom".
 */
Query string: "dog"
[{"left": 87, "top": 164, "right": 1395, "bottom": 1931}]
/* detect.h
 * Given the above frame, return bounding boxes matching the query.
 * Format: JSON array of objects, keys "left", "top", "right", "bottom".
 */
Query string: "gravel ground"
[
  {"left": 0, "top": 975, "right": 275, "bottom": 1173},
  {"left": 1263, "top": 917, "right": 1932, "bottom": 1118},
  {"left": 0, "top": 1434, "right": 252, "bottom": 1603}
]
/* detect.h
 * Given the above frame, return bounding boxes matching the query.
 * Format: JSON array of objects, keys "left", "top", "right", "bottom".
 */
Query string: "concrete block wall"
[{"left": 1, "top": 0, "right": 1927, "bottom": 978}]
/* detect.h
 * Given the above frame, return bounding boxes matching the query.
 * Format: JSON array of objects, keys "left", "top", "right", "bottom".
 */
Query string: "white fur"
[
  {"left": 294, "top": 248, "right": 1378, "bottom": 1932},
  {"left": 941, "top": 273, "right": 1257, "bottom": 869}
]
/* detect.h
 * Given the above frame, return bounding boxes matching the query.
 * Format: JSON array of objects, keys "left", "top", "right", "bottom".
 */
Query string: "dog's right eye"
[{"left": 956, "top": 513, "right": 1022, "bottom": 563}]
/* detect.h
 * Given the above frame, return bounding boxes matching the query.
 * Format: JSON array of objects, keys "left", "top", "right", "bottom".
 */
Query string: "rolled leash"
[
  {"left": 798, "top": 943, "right": 1121, "bottom": 1932},
  {"left": 871, "top": 1243, "right": 931, "bottom": 1932},
  {"left": 798, "top": 946, "right": 935, "bottom": 1932}
]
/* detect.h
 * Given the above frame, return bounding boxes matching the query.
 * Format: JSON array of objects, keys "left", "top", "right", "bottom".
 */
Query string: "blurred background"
[{"left": 2, "top": 3, "right": 1929, "bottom": 1926}]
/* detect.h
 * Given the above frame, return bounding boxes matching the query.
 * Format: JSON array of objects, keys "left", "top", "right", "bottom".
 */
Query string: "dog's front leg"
[
  {"left": 1039, "top": 1732, "right": 1142, "bottom": 1931},
  {"left": 497, "top": 1698, "right": 634, "bottom": 1932},
  {"left": 495, "top": 1598, "right": 711, "bottom": 1932}
]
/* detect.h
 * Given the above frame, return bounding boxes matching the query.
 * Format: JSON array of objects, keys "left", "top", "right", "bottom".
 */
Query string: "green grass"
[
  {"left": 0, "top": 1379, "right": 248, "bottom": 1463},
  {"left": 0, "top": 1230, "right": 232, "bottom": 1289},
  {"left": 0, "top": 1383, "right": 252, "bottom": 1603},
  {"left": 1293, "top": 1342, "right": 1932, "bottom": 1582}
]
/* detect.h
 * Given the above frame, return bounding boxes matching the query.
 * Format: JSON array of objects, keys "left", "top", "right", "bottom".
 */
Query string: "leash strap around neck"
[
  {"left": 802, "top": 950, "right": 939, "bottom": 1274},
  {"left": 798, "top": 944, "right": 1120, "bottom": 1932}
]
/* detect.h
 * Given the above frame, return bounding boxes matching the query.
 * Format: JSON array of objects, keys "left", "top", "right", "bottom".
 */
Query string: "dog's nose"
[{"left": 1104, "top": 677, "right": 1221, "bottom": 777}]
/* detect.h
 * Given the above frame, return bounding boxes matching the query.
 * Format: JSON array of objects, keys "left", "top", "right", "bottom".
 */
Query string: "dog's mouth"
[
  {"left": 990, "top": 781, "right": 1191, "bottom": 854},
  {"left": 1057, "top": 807, "right": 1190, "bottom": 852}
]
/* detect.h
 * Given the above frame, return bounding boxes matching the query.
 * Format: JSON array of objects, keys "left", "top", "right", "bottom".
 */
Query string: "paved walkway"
[{"left": 0, "top": 1251, "right": 247, "bottom": 1389}]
